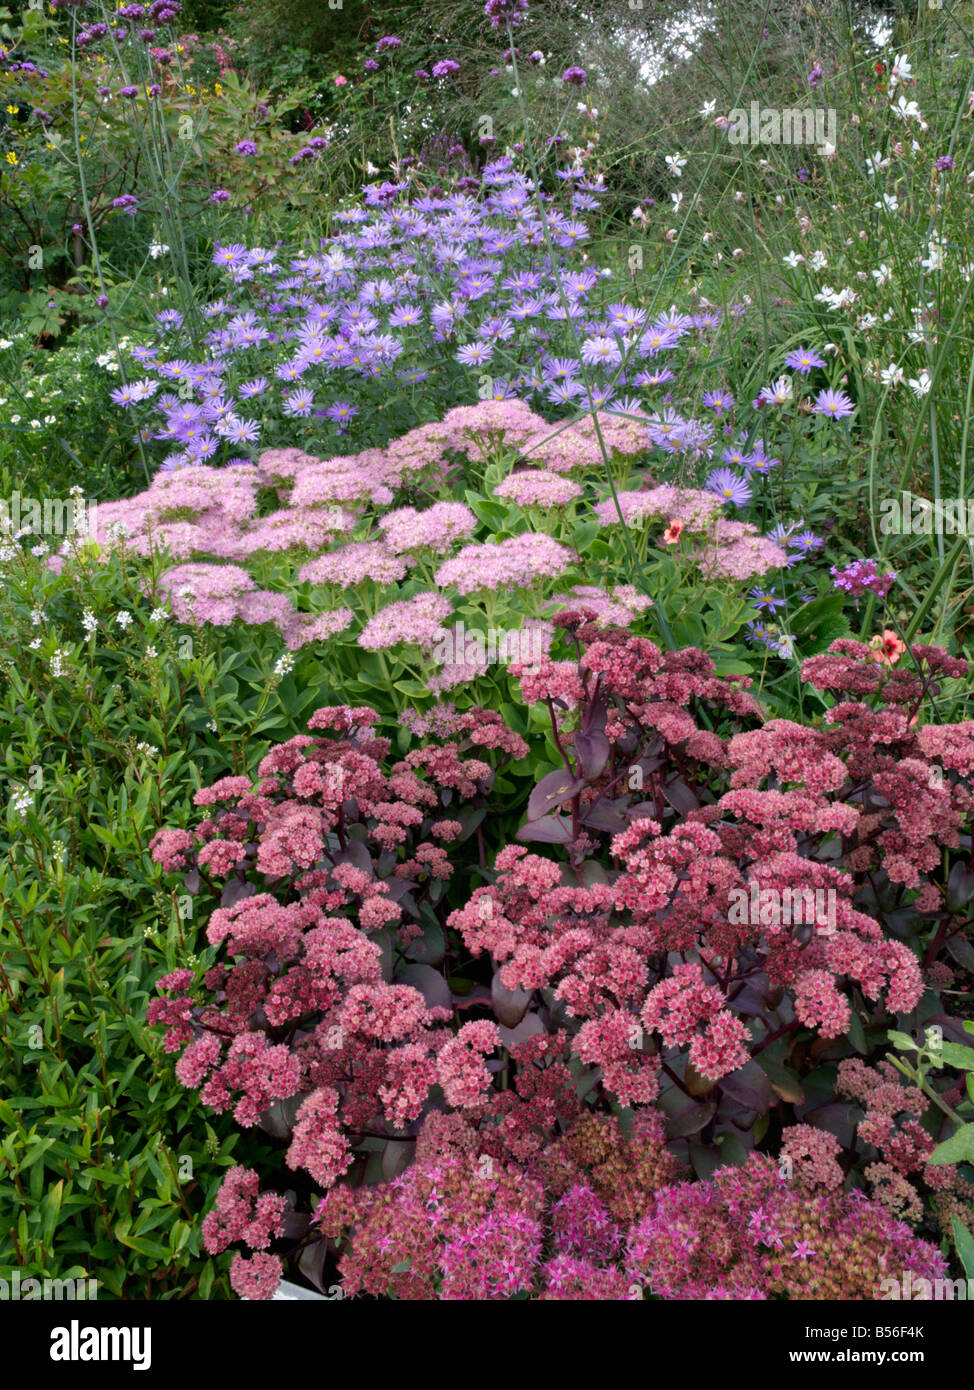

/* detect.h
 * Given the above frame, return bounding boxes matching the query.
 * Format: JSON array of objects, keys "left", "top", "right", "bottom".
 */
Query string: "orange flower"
[
  {"left": 869, "top": 629, "right": 906, "bottom": 666},
  {"left": 663, "top": 518, "right": 684, "bottom": 545}
]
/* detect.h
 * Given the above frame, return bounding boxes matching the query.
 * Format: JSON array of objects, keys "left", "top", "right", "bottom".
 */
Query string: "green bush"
[{"left": 0, "top": 537, "right": 320, "bottom": 1296}]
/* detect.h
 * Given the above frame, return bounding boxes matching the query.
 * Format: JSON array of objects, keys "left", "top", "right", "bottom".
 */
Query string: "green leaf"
[
  {"left": 951, "top": 1216, "right": 974, "bottom": 1280},
  {"left": 928, "top": 1123, "right": 974, "bottom": 1166}
]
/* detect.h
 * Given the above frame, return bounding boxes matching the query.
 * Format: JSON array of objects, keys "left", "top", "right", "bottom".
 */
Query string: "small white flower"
[
  {"left": 871, "top": 263, "right": 893, "bottom": 286},
  {"left": 115, "top": 610, "right": 133, "bottom": 629},
  {"left": 889, "top": 53, "right": 913, "bottom": 88},
  {"left": 10, "top": 788, "right": 32, "bottom": 818},
  {"left": 148, "top": 242, "right": 170, "bottom": 258},
  {"left": 82, "top": 609, "right": 97, "bottom": 634},
  {"left": 30, "top": 608, "right": 44, "bottom": 627},
  {"left": 149, "top": 607, "right": 169, "bottom": 622},
  {"left": 0, "top": 338, "right": 13, "bottom": 350},
  {"left": 891, "top": 95, "right": 923, "bottom": 123},
  {"left": 135, "top": 742, "right": 159, "bottom": 757},
  {"left": 49, "top": 648, "right": 68, "bottom": 677},
  {"left": 145, "top": 645, "right": 157, "bottom": 659},
  {"left": 273, "top": 652, "right": 295, "bottom": 679}
]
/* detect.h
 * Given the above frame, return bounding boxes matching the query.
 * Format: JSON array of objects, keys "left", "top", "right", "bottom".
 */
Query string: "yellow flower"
[
  {"left": 214, "top": 82, "right": 222, "bottom": 95},
  {"left": 6, "top": 105, "right": 18, "bottom": 115},
  {"left": 5, "top": 152, "right": 17, "bottom": 165}
]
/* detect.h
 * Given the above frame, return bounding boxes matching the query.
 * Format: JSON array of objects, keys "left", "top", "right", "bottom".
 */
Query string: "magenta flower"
[
  {"left": 432, "top": 59, "right": 460, "bottom": 78},
  {"left": 561, "top": 66, "right": 587, "bottom": 86}
]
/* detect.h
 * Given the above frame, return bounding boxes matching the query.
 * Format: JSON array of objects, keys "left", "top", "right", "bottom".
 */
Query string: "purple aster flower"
[
  {"left": 580, "top": 335, "right": 621, "bottom": 367},
  {"left": 722, "top": 443, "right": 750, "bottom": 468},
  {"left": 702, "top": 388, "right": 735, "bottom": 413},
  {"left": 213, "top": 242, "right": 249, "bottom": 269},
  {"left": 457, "top": 342, "right": 493, "bottom": 366},
  {"left": 706, "top": 468, "right": 752, "bottom": 506},
  {"left": 324, "top": 401, "right": 358, "bottom": 424},
  {"left": 238, "top": 377, "right": 269, "bottom": 399},
  {"left": 813, "top": 387, "right": 856, "bottom": 419},
  {"left": 749, "top": 587, "right": 786, "bottom": 612},
  {"left": 156, "top": 309, "right": 183, "bottom": 330},
  {"left": 784, "top": 346, "right": 825, "bottom": 373},
  {"left": 282, "top": 387, "right": 315, "bottom": 418},
  {"left": 789, "top": 529, "right": 824, "bottom": 553}
]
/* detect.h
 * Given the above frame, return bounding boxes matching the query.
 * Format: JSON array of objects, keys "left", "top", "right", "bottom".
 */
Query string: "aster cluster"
[{"left": 103, "top": 157, "right": 764, "bottom": 474}]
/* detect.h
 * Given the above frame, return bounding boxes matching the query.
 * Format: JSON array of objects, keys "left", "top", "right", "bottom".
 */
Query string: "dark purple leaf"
[
  {"left": 581, "top": 801, "right": 630, "bottom": 833},
  {"left": 491, "top": 968, "right": 532, "bottom": 1027},
  {"left": 664, "top": 1100, "right": 717, "bottom": 1139},
  {"left": 219, "top": 877, "right": 255, "bottom": 910},
  {"left": 515, "top": 814, "right": 575, "bottom": 845},
  {"left": 573, "top": 730, "right": 610, "bottom": 781},
  {"left": 527, "top": 769, "right": 585, "bottom": 822},
  {"left": 662, "top": 779, "right": 700, "bottom": 815},
  {"left": 397, "top": 962, "right": 453, "bottom": 1013},
  {"left": 298, "top": 1237, "right": 330, "bottom": 1295},
  {"left": 497, "top": 1012, "right": 546, "bottom": 1048}
]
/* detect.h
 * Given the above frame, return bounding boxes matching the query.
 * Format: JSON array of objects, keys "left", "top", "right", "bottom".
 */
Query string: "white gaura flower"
[
  {"left": 699, "top": 98, "right": 716, "bottom": 118},
  {"left": 891, "top": 95, "right": 924, "bottom": 124},
  {"left": 148, "top": 242, "right": 170, "bottom": 258},
  {"left": 665, "top": 153, "right": 687, "bottom": 177},
  {"left": 874, "top": 193, "right": 899, "bottom": 212},
  {"left": 921, "top": 237, "right": 945, "bottom": 272},
  {"left": 808, "top": 250, "right": 828, "bottom": 270},
  {"left": 871, "top": 263, "right": 893, "bottom": 286},
  {"left": 782, "top": 251, "right": 804, "bottom": 268},
  {"left": 880, "top": 364, "right": 905, "bottom": 387},
  {"left": 889, "top": 53, "right": 913, "bottom": 88},
  {"left": 908, "top": 369, "right": 932, "bottom": 397}
]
